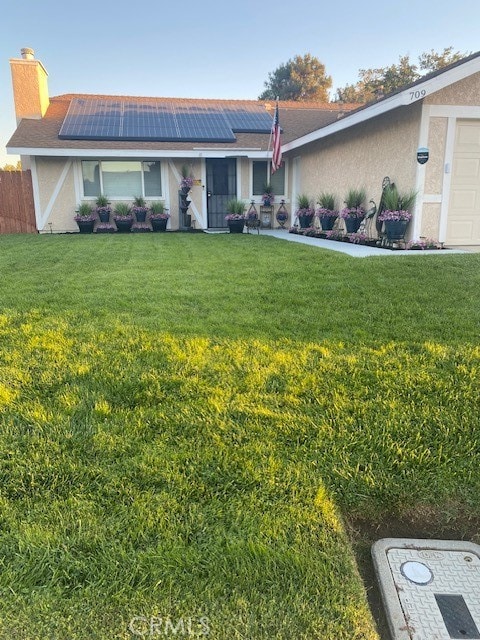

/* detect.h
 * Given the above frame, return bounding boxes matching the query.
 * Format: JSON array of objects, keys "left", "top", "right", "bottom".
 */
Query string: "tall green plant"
[
  {"left": 297, "top": 194, "right": 312, "bottom": 210},
  {"left": 344, "top": 188, "right": 366, "bottom": 209},
  {"left": 383, "top": 186, "right": 416, "bottom": 211},
  {"left": 317, "top": 192, "right": 336, "bottom": 210}
]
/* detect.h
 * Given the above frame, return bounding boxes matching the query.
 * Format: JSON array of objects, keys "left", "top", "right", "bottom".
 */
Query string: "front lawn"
[{"left": 0, "top": 234, "right": 479, "bottom": 639}]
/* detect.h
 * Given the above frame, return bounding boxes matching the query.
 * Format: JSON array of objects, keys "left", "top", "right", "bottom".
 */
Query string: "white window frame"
[
  {"left": 79, "top": 159, "right": 164, "bottom": 200},
  {"left": 250, "top": 159, "right": 287, "bottom": 202}
]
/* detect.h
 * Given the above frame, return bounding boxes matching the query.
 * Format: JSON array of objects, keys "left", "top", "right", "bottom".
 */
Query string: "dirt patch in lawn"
[{"left": 346, "top": 506, "right": 480, "bottom": 640}]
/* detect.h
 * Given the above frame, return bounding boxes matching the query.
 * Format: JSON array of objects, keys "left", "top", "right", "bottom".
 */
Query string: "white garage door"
[{"left": 447, "top": 120, "right": 480, "bottom": 245}]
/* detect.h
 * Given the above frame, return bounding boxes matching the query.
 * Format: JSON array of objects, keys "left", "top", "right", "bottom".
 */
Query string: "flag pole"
[{"left": 266, "top": 96, "right": 278, "bottom": 160}]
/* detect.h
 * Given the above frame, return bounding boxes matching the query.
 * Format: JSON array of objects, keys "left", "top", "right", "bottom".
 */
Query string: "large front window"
[
  {"left": 252, "top": 161, "right": 285, "bottom": 197},
  {"left": 82, "top": 160, "right": 162, "bottom": 198}
]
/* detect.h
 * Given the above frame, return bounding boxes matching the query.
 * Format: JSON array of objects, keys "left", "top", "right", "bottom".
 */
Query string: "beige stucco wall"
[
  {"left": 421, "top": 203, "right": 442, "bottom": 239},
  {"left": 425, "top": 72, "right": 480, "bottom": 106},
  {"left": 290, "top": 102, "right": 422, "bottom": 211},
  {"left": 10, "top": 58, "right": 49, "bottom": 122},
  {"left": 34, "top": 157, "right": 77, "bottom": 233},
  {"left": 424, "top": 117, "right": 448, "bottom": 194}
]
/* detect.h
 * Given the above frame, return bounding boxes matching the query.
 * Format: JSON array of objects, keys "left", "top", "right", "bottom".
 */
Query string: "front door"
[{"left": 206, "top": 158, "right": 237, "bottom": 228}]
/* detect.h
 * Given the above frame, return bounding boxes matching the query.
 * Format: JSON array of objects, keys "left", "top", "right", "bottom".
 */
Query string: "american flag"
[{"left": 271, "top": 101, "right": 282, "bottom": 174}]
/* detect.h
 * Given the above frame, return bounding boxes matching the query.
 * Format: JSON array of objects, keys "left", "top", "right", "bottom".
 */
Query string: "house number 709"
[{"left": 410, "top": 89, "right": 427, "bottom": 101}]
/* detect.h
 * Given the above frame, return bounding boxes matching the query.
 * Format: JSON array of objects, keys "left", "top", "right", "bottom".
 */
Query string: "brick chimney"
[{"left": 10, "top": 48, "right": 49, "bottom": 124}]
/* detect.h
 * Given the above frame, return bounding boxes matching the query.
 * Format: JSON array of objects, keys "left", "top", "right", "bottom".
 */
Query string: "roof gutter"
[
  {"left": 6, "top": 147, "right": 271, "bottom": 159},
  {"left": 282, "top": 54, "right": 480, "bottom": 153}
]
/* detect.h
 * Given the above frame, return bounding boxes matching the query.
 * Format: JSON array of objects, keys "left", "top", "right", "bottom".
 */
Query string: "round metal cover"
[{"left": 400, "top": 561, "right": 433, "bottom": 585}]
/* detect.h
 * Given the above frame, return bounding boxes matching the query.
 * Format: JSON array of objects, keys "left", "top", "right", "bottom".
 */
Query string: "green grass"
[{"left": 0, "top": 233, "right": 479, "bottom": 639}]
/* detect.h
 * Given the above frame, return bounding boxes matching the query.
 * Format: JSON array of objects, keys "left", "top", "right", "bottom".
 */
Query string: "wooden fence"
[{"left": 0, "top": 170, "right": 37, "bottom": 233}]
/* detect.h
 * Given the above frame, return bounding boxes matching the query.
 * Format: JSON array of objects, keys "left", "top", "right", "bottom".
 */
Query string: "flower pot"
[
  {"left": 135, "top": 210, "right": 147, "bottom": 223},
  {"left": 151, "top": 218, "right": 168, "bottom": 232},
  {"left": 299, "top": 215, "right": 314, "bottom": 229},
  {"left": 384, "top": 219, "right": 409, "bottom": 241},
  {"left": 98, "top": 210, "right": 110, "bottom": 223},
  {"left": 320, "top": 216, "right": 337, "bottom": 231},
  {"left": 76, "top": 219, "right": 95, "bottom": 234},
  {"left": 114, "top": 218, "right": 133, "bottom": 233},
  {"left": 344, "top": 217, "right": 361, "bottom": 233},
  {"left": 96, "top": 224, "right": 116, "bottom": 234},
  {"left": 228, "top": 219, "right": 245, "bottom": 234}
]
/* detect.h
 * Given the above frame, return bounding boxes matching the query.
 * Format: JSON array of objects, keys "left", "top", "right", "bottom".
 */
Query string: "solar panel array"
[{"left": 59, "top": 98, "right": 274, "bottom": 142}]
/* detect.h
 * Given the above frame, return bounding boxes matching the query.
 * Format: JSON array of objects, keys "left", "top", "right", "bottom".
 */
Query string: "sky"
[{"left": 1, "top": 0, "right": 479, "bottom": 167}]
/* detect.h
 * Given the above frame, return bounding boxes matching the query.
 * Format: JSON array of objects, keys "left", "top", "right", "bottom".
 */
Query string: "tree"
[
  {"left": 0, "top": 160, "right": 22, "bottom": 171},
  {"left": 335, "top": 47, "right": 470, "bottom": 104},
  {"left": 418, "top": 46, "right": 467, "bottom": 73},
  {"left": 259, "top": 54, "right": 332, "bottom": 102}
]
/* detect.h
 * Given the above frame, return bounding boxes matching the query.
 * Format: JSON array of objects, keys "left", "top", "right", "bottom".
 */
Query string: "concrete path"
[{"left": 260, "top": 230, "right": 467, "bottom": 258}]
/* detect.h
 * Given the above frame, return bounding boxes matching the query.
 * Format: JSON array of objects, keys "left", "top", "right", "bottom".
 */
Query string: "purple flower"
[
  {"left": 339, "top": 206, "right": 365, "bottom": 219},
  {"left": 316, "top": 207, "right": 338, "bottom": 218},
  {"left": 180, "top": 176, "right": 194, "bottom": 189},
  {"left": 378, "top": 209, "right": 412, "bottom": 222}
]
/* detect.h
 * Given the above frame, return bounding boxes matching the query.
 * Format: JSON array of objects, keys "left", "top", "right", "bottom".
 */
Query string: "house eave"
[
  {"left": 282, "top": 54, "right": 480, "bottom": 153},
  {"left": 7, "top": 147, "right": 272, "bottom": 159}
]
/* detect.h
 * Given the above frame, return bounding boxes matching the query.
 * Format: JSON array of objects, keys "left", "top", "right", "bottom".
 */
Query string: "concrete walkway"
[{"left": 260, "top": 230, "right": 467, "bottom": 258}]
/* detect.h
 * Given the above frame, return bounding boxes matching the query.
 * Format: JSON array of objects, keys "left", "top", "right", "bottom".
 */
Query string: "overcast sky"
[{"left": 2, "top": 0, "right": 479, "bottom": 166}]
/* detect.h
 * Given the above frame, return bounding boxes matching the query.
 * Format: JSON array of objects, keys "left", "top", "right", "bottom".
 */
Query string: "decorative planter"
[
  {"left": 320, "top": 216, "right": 337, "bottom": 231},
  {"left": 96, "top": 223, "right": 116, "bottom": 234},
  {"left": 151, "top": 218, "right": 168, "bottom": 232},
  {"left": 131, "top": 223, "right": 151, "bottom": 233},
  {"left": 114, "top": 218, "right": 133, "bottom": 233},
  {"left": 344, "top": 217, "right": 362, "bottom": 233},
  {"left": 299, "top": 215, "right": 314, "bottom": 229},
  {"left": 135, "top": 210, "right": 148, "bottom": 223},
  {"left": 260, "top": 206, "right": 273, "bottom": 229},
  {"left": 76, "top": 219, "right": 95, "bottom": 234},
  {"left": 228, "top": 219, "right": 245, "bottom": 234},
  {"left": 98, "top": 210, "right": 111, "bottom": 223},
  {"left": 384, "top": 219, "right": 409, "bottom": 241}
]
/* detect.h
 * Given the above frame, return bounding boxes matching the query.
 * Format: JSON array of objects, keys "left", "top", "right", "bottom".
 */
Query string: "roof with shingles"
[{"left": 7, "top": 94, "right": 358, "bottom": 152}]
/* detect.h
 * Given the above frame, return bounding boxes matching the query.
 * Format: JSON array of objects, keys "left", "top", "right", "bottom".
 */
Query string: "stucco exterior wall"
[
  {"left": 34, "top": 157, "right": 77, "bottom": 233},
  {"left": 290, "top": 102, "right": 422, "bottom": 210},
  {"left": 421, "top": 203, "right": 442, "bottom": 239},
  {"left": 425, "top": 72, "right": 480, "bottom": 106},
  {"left": 425, "top": 117, "right": 448, "bottom": 194},
  {"left": 10, "top": 58, "right": 49, "bottom": 121}
]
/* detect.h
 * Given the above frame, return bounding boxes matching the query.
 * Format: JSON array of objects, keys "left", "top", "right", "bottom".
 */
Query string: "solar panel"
[
  {"left": 59, "top": 99, "right": 122, "bottom": 139},
  {"left": 122, "top": 102, "right": 178, "bottom": 140},
  {"left": 175, "top": 105, "right": 235, "bottom": 142},
  {"left": 59, "top": 98, "right": 274, "bottom": 142},
  {"left": 223, "top": 104, "right": 273, "bottom": 133}
]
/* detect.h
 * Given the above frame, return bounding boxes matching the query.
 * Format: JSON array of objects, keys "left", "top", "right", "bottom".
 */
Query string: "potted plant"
[
  {"left": 95, "top": 223, "right": 116, "bottom": 234},
  {"left": 225, "top": 198, "right": 246, "bottom": 233},
  {"left": 113, "top": 202, "right": 134, "bottom": 233},
  {"left": 132, "top": 196, "right": 149, "bottom": 222},
  {"left": 95, "top": 194, "right": 111, "bottom": 223},
  {"left": 74, "top": 202, "right": 96, "bottom": 233},
  {"left": 149, "top": 202, "right": 170, "bottom": 232},
  {"left": 262, "top": 183, "right": 274, "bottom": 207},
  {"left": 339, "top": 188, "right": 366, "bottom": 233},
  {"left": 377, "top": 187, "right": 416, "bottom": 241},
  {"left": 316, "top": 192, "right": 338, "bottom": 231},
  {"left": 296, "top": 194, "right": 315, "bottom": 229},
  {"left": 180, "top": 165, "right": 194, "bottom": 194}
]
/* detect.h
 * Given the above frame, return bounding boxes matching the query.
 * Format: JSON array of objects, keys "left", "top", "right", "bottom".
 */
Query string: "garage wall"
[{"left": 288, "top": 103, "right": 421, "bottom": 212}]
